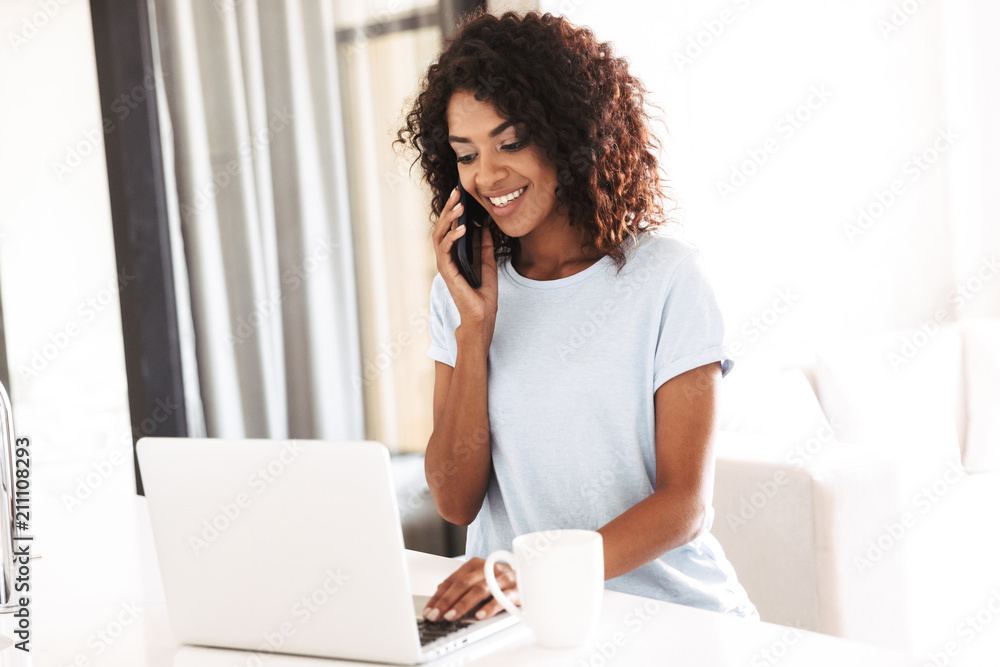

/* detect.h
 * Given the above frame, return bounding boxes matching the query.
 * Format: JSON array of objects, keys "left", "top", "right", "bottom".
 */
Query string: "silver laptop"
[{"left": 136, "top": 437, "right": 520, "bottom": 664}]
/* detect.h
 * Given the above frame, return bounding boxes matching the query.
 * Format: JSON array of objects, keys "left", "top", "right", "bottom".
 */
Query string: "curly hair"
[{"left": 394, "top": 9, "right": 677, "bottom": 274}]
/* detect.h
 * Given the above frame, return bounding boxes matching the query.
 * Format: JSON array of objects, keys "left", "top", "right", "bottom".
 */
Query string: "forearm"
[
  {"left": 425, "top": 322, "right": 494, "bottom": 525},
  {"left": 597, "top": 488, "right": 707, "bottom": 580}
]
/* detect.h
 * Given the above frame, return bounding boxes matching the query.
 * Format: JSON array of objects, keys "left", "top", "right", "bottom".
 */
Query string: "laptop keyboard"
[
  {"left": 417, "top": 599, "right": 489, "bottom": 647},
  {"left": 417, "top": 617, "right": 474, "bottom": 646}
]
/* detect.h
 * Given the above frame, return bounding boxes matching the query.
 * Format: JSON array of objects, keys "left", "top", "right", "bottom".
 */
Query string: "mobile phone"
[{"left": 450, "top": 181, "right": 490, "bottom": 288}]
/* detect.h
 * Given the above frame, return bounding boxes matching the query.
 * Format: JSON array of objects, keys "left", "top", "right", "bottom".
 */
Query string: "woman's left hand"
[{"left": 422, "top": 557, "right": 519, "bottom": 622}]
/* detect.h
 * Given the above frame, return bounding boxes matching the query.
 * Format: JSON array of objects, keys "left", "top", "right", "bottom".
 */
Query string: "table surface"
[{"left": 16, "top": 460, "right": 924, "bottom": 667}]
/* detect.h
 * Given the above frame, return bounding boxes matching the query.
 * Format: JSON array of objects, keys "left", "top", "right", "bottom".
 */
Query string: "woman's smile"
[{"left": 485, "top": 185, "right": 527, "bottom": 217}]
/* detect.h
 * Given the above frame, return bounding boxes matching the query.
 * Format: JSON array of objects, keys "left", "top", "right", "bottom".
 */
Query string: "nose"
[{"left": 475, "top": 150, "right": 509, "bottom": 194}]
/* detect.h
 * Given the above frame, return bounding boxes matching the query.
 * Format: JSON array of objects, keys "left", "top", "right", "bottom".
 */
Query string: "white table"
[{"left": 20, "top": 460, "right": 922, "bottom": 667}]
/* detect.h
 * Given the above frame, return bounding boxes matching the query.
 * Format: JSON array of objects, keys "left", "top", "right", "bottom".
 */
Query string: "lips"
[
  {"left": 484, "top": 186, "right": 527, "bottom": 207},
  {"left": 484, "top": 185, "right": 527, "bottom": 218}
]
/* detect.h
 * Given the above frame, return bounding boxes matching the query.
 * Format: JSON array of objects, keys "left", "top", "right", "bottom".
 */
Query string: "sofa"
[{"left": 712, "top": 317, "right": 1000, "bottom": 666}]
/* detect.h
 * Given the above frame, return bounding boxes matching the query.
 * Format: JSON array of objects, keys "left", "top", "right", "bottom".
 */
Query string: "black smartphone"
[{"left": 450, "top": 181, "right": 490, "bottom": 288}]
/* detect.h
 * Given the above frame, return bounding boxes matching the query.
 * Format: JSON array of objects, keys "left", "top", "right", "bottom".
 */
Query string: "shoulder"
[{"left": 626, "top": 231, "right": 704, "bottom": 278}]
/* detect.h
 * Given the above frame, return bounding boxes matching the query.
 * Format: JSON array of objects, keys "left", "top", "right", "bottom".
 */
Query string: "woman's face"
[{"left": 446, "top": 89, "right": 567, "bottom": 239}]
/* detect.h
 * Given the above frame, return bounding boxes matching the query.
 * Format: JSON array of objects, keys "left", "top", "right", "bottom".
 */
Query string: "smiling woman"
[
  {"left": 395, "top": 9, "right": 673, "bottom": 279},
  {"left": 394, "top": 9, "right": 757, "bottom": 626}
]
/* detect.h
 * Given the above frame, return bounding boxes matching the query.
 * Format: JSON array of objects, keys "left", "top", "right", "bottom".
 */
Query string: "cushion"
[
  {"left": 811, "top": 323, "right": 963, "bottom": 464},
  {"left": 718, "top": 363, "right": 834, "bottom": 456},
  {"left": 962, "top": 318, "right": 1000, "bottom": 473}
]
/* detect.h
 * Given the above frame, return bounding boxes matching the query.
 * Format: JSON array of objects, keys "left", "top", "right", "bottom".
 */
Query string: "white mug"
[{"left": 483, "top": 529, "right": 604, "bottom": 649}]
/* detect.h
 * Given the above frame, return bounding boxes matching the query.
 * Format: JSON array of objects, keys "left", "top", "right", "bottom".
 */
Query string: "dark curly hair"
[{"left": 394, "top": 9, "right": 677, "bottom": 274}]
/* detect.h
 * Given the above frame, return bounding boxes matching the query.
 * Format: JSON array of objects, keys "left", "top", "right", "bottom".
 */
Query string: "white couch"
[{"left": 712, "top": 317, "right": 1000, "bottom": 667}]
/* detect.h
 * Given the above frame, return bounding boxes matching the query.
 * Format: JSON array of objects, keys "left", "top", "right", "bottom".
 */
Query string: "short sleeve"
[
  {"left": 425, "top": 273, "right": 458, "bottom": 368},
  {"left": 652, "top": 250, "right": 734, "bottom": 392}
]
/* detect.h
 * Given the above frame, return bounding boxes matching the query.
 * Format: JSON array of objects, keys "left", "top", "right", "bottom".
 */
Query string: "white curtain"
[{"left": 148, "top": 0, "right": 364, "bottom": 440}]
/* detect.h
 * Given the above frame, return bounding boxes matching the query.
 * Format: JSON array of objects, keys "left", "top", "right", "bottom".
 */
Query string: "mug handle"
[{"left": 483, "top": 550, "right": 523, "bottom": 621}]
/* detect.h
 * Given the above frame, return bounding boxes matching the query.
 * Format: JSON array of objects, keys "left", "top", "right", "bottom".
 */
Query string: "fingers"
[
  {"left": 424, "top": 560, "right": 486, "bottom": 621},
  {"left": 441, "top": 582, "right": 494, "bottom": 622},
  {"left": 432, "top": 188, "right": 470, "bottom": 281},
  {"left": 422, "top": 558, "right": 480, "bottom": 621},
  {"left": 432, "top": 187, "right": 464, "bottom": 244},
  {"left": 422, "top": 558, "right": 518, "bottom": 622},
  {"left": 474, "top": 586, "right": 520, "bottom": 620}
]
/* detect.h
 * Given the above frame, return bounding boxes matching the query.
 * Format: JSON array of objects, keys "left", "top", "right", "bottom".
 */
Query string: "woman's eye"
[{"left": 455, "top": 141, "right": 527, "bottom": 165}]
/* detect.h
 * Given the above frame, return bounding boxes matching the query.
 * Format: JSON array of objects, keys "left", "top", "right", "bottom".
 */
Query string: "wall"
[
  {"left": 0, "top": 0, "right": 131, "bottom": 483},
  {"left": 540, "top": 0, "right": 999, "bottom": 369}
]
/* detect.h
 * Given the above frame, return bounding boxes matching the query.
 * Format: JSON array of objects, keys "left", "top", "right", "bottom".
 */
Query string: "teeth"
[{"left": 488, "top": 187, "right": 525, "bottom": 207}]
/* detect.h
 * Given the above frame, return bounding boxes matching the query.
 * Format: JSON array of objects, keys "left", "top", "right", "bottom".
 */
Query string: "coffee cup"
[{"left": 483, "top": 529, "right": 604, "bottom": 648}]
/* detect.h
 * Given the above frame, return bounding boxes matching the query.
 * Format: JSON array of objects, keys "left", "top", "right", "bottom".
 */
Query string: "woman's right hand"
[{"left": 433, "top": 186, "right": 499, "bottom": 336}]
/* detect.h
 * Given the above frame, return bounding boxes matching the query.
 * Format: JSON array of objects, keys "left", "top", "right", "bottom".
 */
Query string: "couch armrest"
[{"left": 712, "top": 430, "right": 912, "bottom": 651}]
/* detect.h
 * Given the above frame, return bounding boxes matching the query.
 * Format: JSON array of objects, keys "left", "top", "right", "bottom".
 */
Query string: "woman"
[{"left": 394, "top": 10, "right": 758, "bottom": 623}]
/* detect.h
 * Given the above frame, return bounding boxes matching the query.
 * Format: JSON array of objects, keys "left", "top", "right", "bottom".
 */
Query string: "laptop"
[{"left": 136, "top": 437, "right": 521, "bottom": 664}]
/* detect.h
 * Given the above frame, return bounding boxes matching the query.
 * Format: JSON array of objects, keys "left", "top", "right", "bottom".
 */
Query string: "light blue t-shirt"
[{"left": 425, "top": 231, "right": 757, "bottom": 618}]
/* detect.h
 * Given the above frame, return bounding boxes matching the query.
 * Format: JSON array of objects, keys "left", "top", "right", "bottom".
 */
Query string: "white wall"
[
  {"left": 0, "top": 0, "right": 131, "bottom": 476},
  {"left": 542, "top": 0, "right": 999, "bottom": 367},
  {"left": 2, "top": 0, "right": 996, "bottom": 506}
]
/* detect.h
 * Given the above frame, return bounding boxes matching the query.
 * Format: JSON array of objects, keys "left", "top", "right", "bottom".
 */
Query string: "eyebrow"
[{"left": 448, "top": 120, "right": 515, "bottom": 144}]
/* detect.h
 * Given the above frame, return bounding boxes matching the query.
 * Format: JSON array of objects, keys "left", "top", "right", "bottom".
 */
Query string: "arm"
[
  {"left": 424, "top": 322, "right": 494, "bottom": 526},
  {"left": 421, "top": 360, "right": 722, "bottom": 623},
  {"left": 597, "top": 361, "right": 720, "bottom": 580},
  {"left": 425, "top": 187, "right": 500, "bottom": 527},
  {"left": 422, "top": 323, "right": 521, "bottom": 623}
]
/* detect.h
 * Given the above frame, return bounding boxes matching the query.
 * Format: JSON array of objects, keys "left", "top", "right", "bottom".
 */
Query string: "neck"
[{"left": 512, "top": 222, "right": 604, "bottom": 280}]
